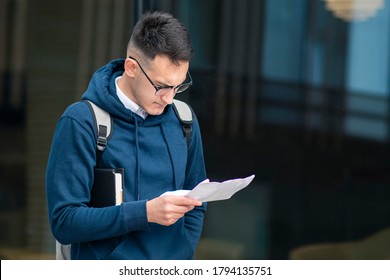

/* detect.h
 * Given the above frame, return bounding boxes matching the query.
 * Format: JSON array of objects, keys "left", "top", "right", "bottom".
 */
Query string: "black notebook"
[{"left": 89, "top": 168, "right": 124, "bottom": 207}]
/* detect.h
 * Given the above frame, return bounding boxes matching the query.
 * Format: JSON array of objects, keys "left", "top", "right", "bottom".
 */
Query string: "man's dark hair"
[{"left": 128, "top": 11, "right": 193, "bottom": 64}]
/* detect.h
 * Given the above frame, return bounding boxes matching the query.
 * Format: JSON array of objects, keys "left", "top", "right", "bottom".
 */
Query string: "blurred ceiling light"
[{"left": 323, "top": 0, "right": 385, "bottom": 21}]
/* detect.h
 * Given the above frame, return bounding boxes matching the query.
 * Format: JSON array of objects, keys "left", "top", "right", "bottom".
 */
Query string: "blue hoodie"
[{"left": 46, "top": 59, "right": 207, "bottom": 259}]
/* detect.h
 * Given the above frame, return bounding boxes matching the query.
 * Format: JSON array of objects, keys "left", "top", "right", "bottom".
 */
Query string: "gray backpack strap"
[
  {"left": 84, "top": 100, "right": 112, "bottom": 154},
  {"left": 56, "top": 241, "right": 70, "bottom": 260},
  {"left": 172, "top": 99, "right": 194, "bottom": 150},
  {"left": 55, "top": 100, "right": 112, "bottom": 260}
]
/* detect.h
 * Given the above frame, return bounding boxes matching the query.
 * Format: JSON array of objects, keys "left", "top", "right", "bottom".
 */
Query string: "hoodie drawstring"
[
  {"left": 133, "top": 115, "right": 141, "bottom": 200},
  {"left": 160, "top": 125, "right": 178, "bottom": 190}
]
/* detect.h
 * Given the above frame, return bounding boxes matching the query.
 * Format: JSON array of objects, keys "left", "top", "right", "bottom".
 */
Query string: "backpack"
[{"left": 55, "top": 99, "right": 194, "bottom": 260}]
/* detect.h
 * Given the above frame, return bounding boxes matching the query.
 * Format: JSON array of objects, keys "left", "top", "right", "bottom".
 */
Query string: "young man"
[{"left": 46, "top": 11, "right": 207, "bottom": 259}]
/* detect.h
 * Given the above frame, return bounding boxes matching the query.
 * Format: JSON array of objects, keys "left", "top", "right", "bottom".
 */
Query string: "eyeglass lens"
[{"left": 155, "top": 84, "right": 190, "bottom": 96}]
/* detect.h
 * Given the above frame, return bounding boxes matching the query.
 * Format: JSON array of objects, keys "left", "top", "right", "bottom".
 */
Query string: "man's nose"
[{"left": 160, "top": 90, "right": 175, "bottom": 104}]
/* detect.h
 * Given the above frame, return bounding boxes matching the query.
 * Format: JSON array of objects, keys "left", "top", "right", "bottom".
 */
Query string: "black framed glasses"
[{"left": 128, "top": 56, "right": 192, "bottom": 96}]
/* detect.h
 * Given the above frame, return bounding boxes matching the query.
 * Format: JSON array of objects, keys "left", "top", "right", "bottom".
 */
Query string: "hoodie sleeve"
[
  {"left": 182, "top": 115, "right": 208, "bottom": 253},
  {"left": 45, "top": 103, "right": 149, "bottom": 245}
]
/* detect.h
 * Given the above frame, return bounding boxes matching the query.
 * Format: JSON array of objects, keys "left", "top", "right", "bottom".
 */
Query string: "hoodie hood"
[{"left": 81, "top": 58, "right": 170, "bottom": 125}]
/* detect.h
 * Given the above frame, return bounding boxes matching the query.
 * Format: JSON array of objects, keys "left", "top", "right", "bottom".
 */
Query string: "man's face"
[{"left": 130, "top": 55, "right": 189, "bottom": 116}]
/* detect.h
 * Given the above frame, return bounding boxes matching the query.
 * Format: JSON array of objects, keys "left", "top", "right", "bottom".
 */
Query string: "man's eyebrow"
[
  {"left": 154, "top": 72, "right": 187, "bottom": 87},
  {"left": 155, "top": 81, "right": 173, "bottom": 87},
  {"left": 155, "top": 78, "right": 185, "bottom": 88}
]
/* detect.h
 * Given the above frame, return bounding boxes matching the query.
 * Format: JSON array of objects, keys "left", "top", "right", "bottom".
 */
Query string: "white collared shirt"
[{"left": 115, "top": 76, "right": 148, "bottom": 119}]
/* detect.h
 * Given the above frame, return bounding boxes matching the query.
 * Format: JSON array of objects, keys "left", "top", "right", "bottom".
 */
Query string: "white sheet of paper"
[{"left": 160, "top": 175, "right": 255, "bottom": 202}]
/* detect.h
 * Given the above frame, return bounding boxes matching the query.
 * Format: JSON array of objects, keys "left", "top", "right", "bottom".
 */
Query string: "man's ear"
[{"left": 124, "top": 58, "right": 137, "bottom": 78}]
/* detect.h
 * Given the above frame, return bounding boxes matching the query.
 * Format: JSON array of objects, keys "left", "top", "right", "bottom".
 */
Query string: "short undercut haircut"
[{"left": 128, "top": 11, "right": 194, "bottom": 65}]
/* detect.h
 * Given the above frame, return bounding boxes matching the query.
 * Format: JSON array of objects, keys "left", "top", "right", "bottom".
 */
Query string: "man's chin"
[{"left": 146, "top": 106, "right": 166, "bottom": 116}]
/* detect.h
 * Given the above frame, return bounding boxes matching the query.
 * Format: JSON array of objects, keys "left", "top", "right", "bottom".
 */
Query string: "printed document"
[{"left": 161, "top": 174, "right": 255, "bottom": 202}]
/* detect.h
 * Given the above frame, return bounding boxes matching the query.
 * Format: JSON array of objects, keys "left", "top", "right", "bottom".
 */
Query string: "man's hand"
[{"left": 146, "top": 196, "right": 202, "bottom": 226}]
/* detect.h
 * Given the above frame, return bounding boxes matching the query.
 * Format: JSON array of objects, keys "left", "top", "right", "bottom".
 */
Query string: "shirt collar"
[{"left": 115, "top": 76, "right": 148, "bottom": 119}]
